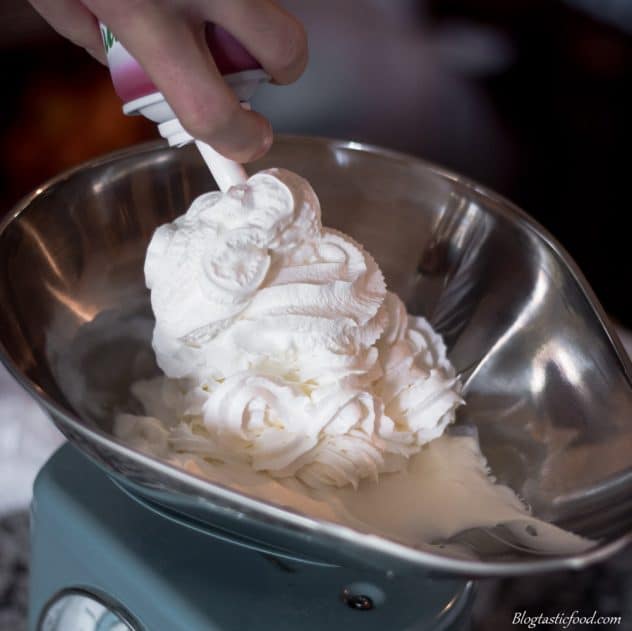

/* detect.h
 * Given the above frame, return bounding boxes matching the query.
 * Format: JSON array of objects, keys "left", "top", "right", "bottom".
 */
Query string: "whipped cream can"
[{"left": 99, "top": 23, "right": 268, "bottom": 146}]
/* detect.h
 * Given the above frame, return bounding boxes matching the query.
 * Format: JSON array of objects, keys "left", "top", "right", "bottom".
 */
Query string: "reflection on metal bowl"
[{"left": 0, "top": 136, "right": 630, "bottom": 576}]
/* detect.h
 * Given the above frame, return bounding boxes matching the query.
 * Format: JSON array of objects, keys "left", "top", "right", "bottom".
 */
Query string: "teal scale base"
[{"left": 29, "top": 444, "right": 474, "bottom": 630}]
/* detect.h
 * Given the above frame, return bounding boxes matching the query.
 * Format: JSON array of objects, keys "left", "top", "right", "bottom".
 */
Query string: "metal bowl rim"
[{"left": 1, "top": 135, "right": 630, "bottom": 576}]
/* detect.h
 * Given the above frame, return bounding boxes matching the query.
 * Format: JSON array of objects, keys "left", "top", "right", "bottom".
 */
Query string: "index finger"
[{"left": 83, "top": 0, "right": 273, "bottom": 162}]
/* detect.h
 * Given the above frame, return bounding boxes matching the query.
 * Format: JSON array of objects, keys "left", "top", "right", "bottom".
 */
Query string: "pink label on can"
[
  {"left": 101, "top": 23, "right": 261, "bottom": 106},
  {"left": 100, "top": 24, "right": 158, "bottom": 103},
  {"left": 205, "top": 24, "right": 261, "bottom": 75}
]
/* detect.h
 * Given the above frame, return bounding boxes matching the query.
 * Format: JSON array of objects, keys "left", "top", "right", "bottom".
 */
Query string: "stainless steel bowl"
[{"left": 0, "top": 136, "right": 630, "bottom": 576}]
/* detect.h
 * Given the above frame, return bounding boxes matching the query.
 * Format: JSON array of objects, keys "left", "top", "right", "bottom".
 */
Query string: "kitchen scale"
[
  {"left": 30, "top": 444, "right": 473, "bottom": 630},
  {"left": 1, "top": 138, "right": 630, "bottom": 631}
]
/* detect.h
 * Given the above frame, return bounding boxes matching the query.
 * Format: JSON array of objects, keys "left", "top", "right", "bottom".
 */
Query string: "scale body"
[{"left": 29, "top": 444, "right": 474, "bottom": 630}]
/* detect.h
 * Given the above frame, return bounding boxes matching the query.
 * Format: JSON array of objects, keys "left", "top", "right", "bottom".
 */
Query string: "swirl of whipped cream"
[
  {"left": 135, "top": 169, "right": 463, "bottom": 488},
  {"left": 376, "top": 292, "right": 462, "bottom": 445},
  {"left": 147, "top": 168, "right": 386, "bottom": 383}
]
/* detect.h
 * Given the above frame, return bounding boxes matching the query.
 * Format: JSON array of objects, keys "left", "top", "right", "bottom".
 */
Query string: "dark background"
[
  {"left": 1, "top": 0, "right": 630, "bottom": 326},
  {"left": 0, "top": 2, "right": 630, "bottom": 628}
]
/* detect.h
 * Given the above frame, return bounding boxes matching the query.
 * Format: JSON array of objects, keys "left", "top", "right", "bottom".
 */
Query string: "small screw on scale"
[{"left": 342, "top": 589, "right": 374, "bottom": 611}]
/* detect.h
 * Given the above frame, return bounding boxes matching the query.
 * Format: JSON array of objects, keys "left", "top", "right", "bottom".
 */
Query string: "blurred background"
[
  {"left": 0, "top": 1, "right": 631, "bottom": 629},
  {"left": 1, "top": 0, "right": 631, "bottom": 326}
]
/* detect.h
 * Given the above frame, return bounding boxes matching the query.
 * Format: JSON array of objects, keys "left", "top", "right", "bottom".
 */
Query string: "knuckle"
[
  {"left": 115, "top": 0, "right": 153, "bottom": 12},
  {"left": 87, "top": 0, "right": 156, "bottom": 21},
  {"left": 180, "top": 97, "right": 238, "bottom": 141}
]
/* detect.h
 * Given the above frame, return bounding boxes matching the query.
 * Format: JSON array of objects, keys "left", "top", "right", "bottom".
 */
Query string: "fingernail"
[
  {"left": 262, "top": 125, "right": 274, "bottom": 152},
  {"left": 249, "top": 123, "right": 273, "bottom": 162}
]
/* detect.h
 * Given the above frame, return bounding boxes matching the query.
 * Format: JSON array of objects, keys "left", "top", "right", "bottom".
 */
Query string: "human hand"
[{"left": 28, "top": 0, "right": 308, "bottom": 162}]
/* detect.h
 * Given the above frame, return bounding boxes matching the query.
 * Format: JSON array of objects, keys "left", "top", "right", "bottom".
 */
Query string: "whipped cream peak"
[
  {"left": 145, "top": 169, "right": 320, "bottom": 344},
  {"left": 139, "top": 168, "right": 463, "bottom": 488}
]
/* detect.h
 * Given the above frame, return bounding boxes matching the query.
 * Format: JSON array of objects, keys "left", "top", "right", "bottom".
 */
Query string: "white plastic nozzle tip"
[
  {"left": 157, "top": 118, "right": 247, "bottom": 192},
  {"left": 194, "top": 140, "right": 247, "bottom": 192}
]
